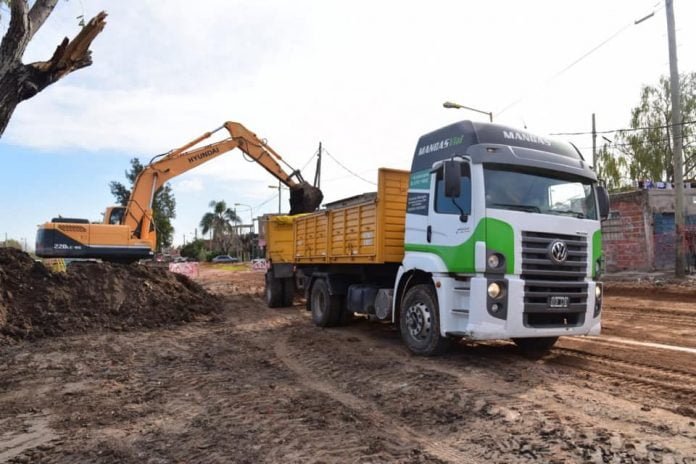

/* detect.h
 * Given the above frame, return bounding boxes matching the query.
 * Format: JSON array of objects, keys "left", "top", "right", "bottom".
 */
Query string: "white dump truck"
[{"left": 264, "top": 120, "right": 609, "bottom": 355}]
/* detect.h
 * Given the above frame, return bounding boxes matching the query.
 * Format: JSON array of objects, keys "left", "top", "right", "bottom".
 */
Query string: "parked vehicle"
[
  {"left": 264, "top": 120, "right": 609, "bottom": 355},
  {"left": 211, "top": 255, "right": 240, "bottom": 263}
]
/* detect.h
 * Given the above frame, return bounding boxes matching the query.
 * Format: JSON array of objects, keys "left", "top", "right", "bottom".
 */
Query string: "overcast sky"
[{"left": 1, "top": 0, "right": 694, "bottom": 249}]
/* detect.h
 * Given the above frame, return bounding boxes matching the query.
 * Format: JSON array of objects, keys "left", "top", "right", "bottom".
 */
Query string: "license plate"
[{"left": 548, "top": 296, "right": 569, "bottom": 308}]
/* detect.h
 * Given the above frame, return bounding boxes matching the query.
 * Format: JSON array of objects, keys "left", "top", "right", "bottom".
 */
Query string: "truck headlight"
[
  {"left": 488, "top": 282, "right": 503, "bottom": 299},
  {"left": 595, "top": 285, "right": 602, "bottom": 299}
]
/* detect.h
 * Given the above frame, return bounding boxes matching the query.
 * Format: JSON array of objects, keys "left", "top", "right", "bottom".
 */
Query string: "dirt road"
[{"left": 1, "top": 268, "right": 695, "bottom": 463}]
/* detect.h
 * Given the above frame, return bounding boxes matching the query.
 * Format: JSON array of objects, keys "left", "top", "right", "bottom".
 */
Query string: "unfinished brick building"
[{"left": 603, "top": 189, "right": 696, "bottom": 272}]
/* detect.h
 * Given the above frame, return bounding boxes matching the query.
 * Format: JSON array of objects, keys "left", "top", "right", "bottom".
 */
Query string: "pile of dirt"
[{"left": 0, "top": 248, "right": 221, "bottom": 344}]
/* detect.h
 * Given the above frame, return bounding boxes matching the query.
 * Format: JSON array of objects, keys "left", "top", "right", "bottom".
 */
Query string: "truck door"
[{"left": 427, "top": 160, "right": 476, "bottom": 272}]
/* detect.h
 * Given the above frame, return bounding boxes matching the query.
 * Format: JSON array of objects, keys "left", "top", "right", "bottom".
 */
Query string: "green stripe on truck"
[
  {"left": 404, "top": 218, "right": 514, "bottom": 274},
  {"left": 592, "top": 229, "right": 602, "bottom": 278}
]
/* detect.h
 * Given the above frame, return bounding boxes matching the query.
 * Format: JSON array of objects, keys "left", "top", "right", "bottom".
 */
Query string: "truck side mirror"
[
  {"left": 596, "top": 185, "right": 610, "bottom": 220},
  {"left": 443, "top": 160, "right": 461, "bottom": 198}
]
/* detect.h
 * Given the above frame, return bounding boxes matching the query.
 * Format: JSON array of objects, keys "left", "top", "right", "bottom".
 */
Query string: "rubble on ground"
[{"left": 0, "top": 248, "right": 220, "bottom": 344}]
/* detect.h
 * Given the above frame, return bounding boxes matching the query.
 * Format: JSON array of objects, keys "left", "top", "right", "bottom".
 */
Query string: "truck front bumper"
[{"left": 435, "top": 275, "right": 601, "bottom": 340}]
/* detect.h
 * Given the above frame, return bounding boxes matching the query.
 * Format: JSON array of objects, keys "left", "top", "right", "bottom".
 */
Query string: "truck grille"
[{"left": 521, "top": 231, "right": 588, "bottom": 328}]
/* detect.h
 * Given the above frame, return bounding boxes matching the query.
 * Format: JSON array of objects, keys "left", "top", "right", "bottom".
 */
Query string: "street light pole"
[
  {"left": 268, "top": 184, "right": 283, "bottom": 214},
  {"left": 234, "top": 203, "right": 254, "bottom": 224},
  {"left": 592, "top": 113, "right": 597, "bottom": 169},
  {"left": 443, "top": 101, "right": 493, "bottom": 122},
  {"left": 666, "top": 0, "right": 685, "bottom": 277}
]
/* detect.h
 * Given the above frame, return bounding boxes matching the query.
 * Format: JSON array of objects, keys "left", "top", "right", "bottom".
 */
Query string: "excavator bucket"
[{"left": 289, "top": 182, "right": 324, "bottom": 215}]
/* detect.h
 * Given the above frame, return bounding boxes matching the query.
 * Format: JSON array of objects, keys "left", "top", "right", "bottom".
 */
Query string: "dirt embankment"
[{"left": 0, "top": 248, "right": 220, "bottom": 344}]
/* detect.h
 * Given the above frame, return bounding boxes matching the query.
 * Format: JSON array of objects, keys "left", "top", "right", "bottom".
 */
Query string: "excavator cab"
[{"left": 104, "top": 206, "right": 126, "bottom": 225}]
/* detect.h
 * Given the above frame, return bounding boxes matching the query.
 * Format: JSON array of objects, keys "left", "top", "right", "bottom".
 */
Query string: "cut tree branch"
[{"left": 31, "top": 11, "right": 107, "bottom": 78}]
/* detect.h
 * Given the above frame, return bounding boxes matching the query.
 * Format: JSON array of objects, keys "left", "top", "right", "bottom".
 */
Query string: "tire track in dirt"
[
  {"left": 124, "top": 302, "right": 440, "bottom": 464},
  {"left": 25, "top": 314, "right": 434, "bottom": 463},
  {"left": 310, "top": 325, "right": 696, "bottom": 461},
  {"left": 274, "top": 335, "right": 477, "bottom": 464},
  {"left": 588, "top": 335, "right": 696, "bottom": 355},
  {"left": 553, "top": 347, "right": 696, "bottom": 389},
  {"left": 603, "top": 309, "right": 696, "bottom": 327}
]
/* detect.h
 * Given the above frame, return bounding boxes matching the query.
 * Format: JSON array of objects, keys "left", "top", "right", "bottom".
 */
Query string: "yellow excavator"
[{"left": 36, "top": 121, "right": 323, "bottom": 263}]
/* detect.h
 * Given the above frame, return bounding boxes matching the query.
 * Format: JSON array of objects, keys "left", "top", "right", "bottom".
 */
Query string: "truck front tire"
[
  {"left": 310, "top": 279, "right": 341, "bottom": 327},
  {"left": 399, "top": 284, "right": 451, "bottom": 356}
]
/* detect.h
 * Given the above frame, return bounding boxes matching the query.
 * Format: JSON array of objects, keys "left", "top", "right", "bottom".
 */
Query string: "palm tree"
[{"left": 200, "top": 200, "right": 241, "bottom": 253}]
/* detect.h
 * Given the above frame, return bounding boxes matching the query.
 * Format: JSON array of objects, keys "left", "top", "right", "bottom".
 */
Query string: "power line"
[
  {"left": 580, "top": 132, "right": 693, "bottom": 150},
  {"left": 301, "top": 148, "right": 319, "bottom": 171},
  {"left": 497, "top": 3, "right": 662, "bottom": 116},
  {"left": 551, "top": 120, "right": 696, "bottom": 136},
  {"left": 322, "top": 147, "right": 377, "bottom": 186},
  {"left": 254, "top": 192, "right": 279, "bottom": 210},
  {"left": 323, "top": 169, "right": 378, "bottom": 183}
]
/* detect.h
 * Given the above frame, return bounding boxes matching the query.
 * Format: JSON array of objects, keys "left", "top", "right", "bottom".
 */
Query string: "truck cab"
[{"left": 396, "top": 120, "right": 608, "bottom": 354}]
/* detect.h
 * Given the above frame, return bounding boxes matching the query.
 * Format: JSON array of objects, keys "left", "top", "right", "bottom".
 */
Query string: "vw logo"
[{"left": 548, "top": 240, "right": 568, "bottom": 264}]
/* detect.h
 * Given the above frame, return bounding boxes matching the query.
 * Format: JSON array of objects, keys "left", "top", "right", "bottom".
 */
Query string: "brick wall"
[
  {"left": 652, "top": 212, "right": 696, "bottom": 269},
  {"left": 603, "top": 191, "right": 652, "bottom": 272}
]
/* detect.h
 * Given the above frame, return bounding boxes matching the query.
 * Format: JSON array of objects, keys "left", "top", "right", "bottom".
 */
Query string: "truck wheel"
[
  {"left": 265, "top": 273, "right": 284, "bottom": 308},
  {"left": 310, "top": 279, "right": 341, "bottom": 327},
  {"left": 512, "top": 337, "right": 558, "bottom": 353},
  {"left": 282, "top": 278, "right": 295, "bottom": 307},
  {"left": 399, "top": 284, "right": 451, "bottom": 356}
]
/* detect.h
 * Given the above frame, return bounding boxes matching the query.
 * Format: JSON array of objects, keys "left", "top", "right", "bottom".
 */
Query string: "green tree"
[
  {"left": 595, "top": 143, "right": 628, "bottom": 191},
  {"left": 180, "top": 238, "right": 207, "bottom": 261},
  {"left": 599, "top": 73, "right": 696, "bottom": 189},
  {"left": 109, "top": 158, "right": 176, "bottom": 250},
  {"left": 199, "top": 200, "right": 241, "bottom": 254}
]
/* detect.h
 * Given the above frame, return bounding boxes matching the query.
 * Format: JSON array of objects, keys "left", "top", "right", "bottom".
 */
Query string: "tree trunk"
[{"left": 0, "top": 10, "right": 107, "bottom": 137}]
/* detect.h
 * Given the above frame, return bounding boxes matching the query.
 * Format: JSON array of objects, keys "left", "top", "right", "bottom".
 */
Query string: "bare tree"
[{"left": 0, "top": 1, "right": 106, "bottom": 136}]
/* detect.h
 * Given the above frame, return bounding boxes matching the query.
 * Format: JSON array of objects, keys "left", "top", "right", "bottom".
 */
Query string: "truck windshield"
[{"left": 483, "top": 166, "right": 597, "bottom": 220}]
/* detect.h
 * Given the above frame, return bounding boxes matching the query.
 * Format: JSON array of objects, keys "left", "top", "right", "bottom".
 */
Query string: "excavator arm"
[{"left": 123, "top": 121, "right": 323, "bottom": 241}]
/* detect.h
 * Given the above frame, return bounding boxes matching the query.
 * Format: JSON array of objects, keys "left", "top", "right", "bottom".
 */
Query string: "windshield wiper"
[
  {"left": 547, "top": 209, "right": 585, "bottom": 218},
  {"left": 491, "top": 203, "right": 541, "bottom": 213}
]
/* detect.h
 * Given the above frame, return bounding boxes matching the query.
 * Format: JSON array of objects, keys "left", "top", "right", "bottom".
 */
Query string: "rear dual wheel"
[
  {"left": 310, "top": 279, "right": 343, "bottom": 327},
  {"left": 265, "top": 274, "right": 295, "bottom": 308},
  {"left": 282, "top": 278, "right": 295, "bottom": 307}
]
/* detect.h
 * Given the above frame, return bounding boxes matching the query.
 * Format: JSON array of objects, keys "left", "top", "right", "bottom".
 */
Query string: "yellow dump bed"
[
  {"left": 263, "top": 214, "right": 298, "bottom": 264},
  {"left": 270, "top": 168, "right": 408, "bottom": 265}
]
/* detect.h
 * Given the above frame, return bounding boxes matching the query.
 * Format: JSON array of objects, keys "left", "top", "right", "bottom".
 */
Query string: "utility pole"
[
  {"left": 666, "top": 0, "right": 685, "bottom": 277},
  {"left": 591, "top": 113, "right": 597, "bottom": 169},
  {"left": 313, "top": 142, "right": 322, "bottom": 190}
]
